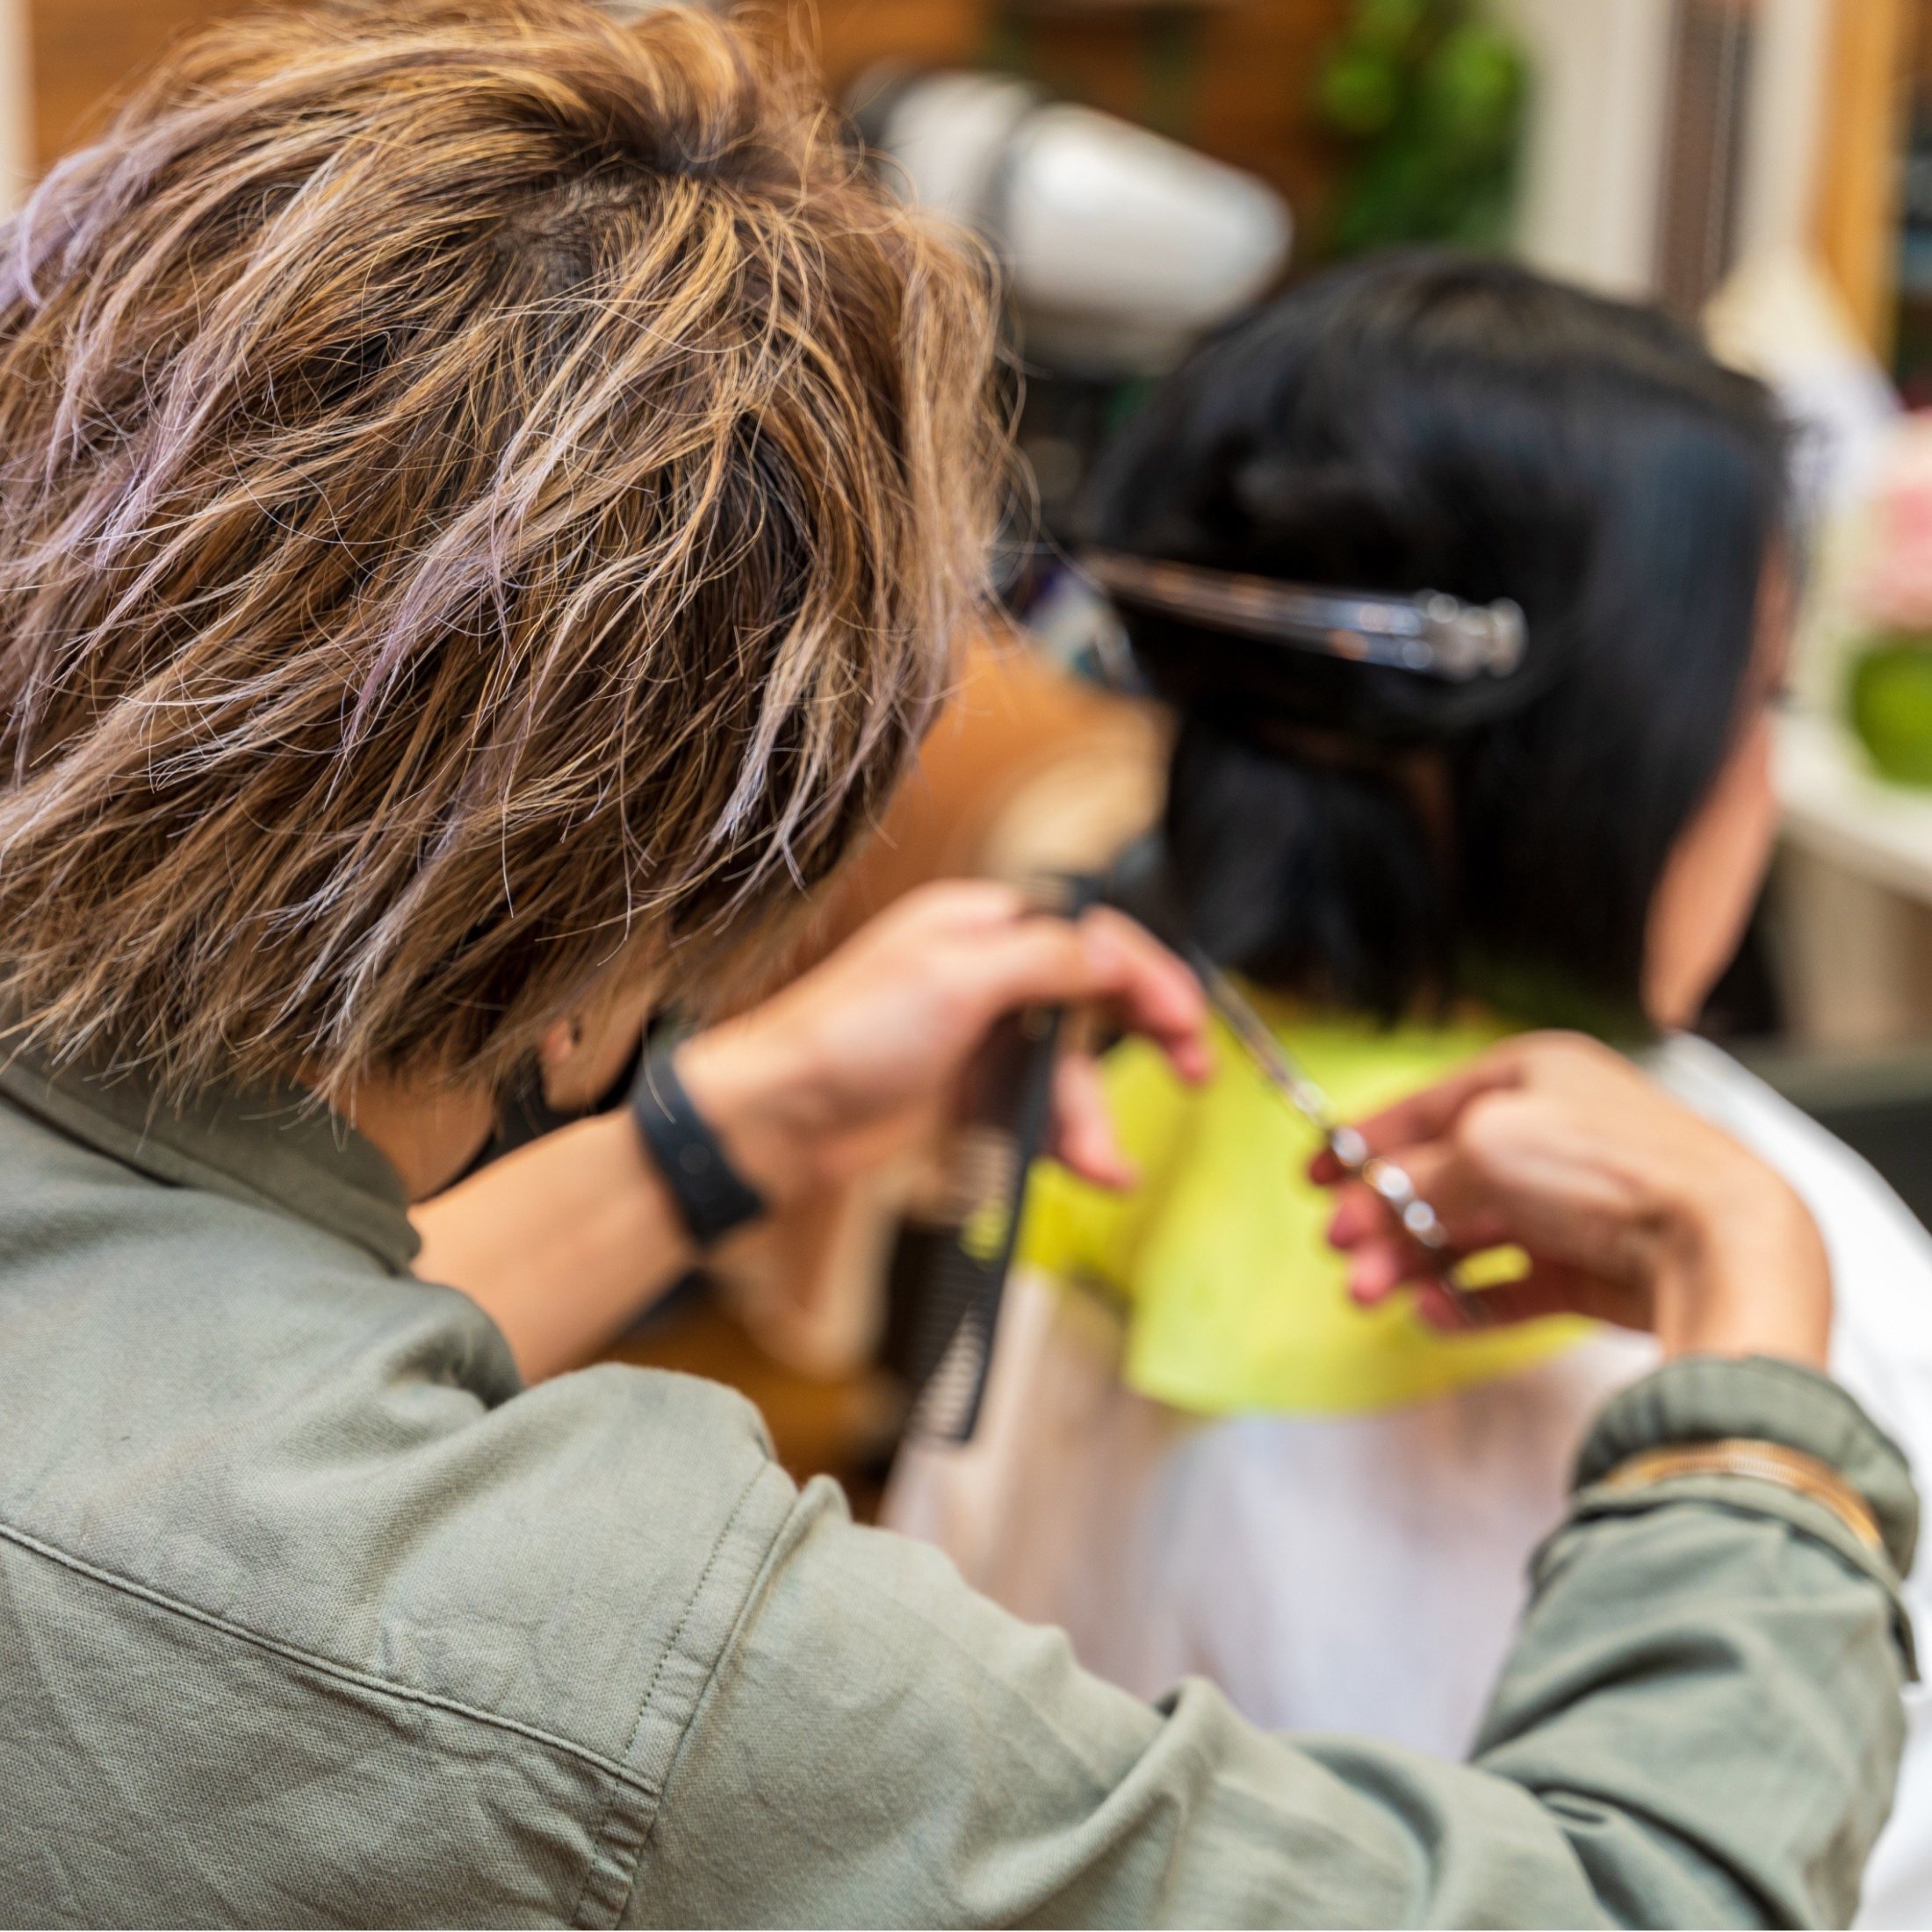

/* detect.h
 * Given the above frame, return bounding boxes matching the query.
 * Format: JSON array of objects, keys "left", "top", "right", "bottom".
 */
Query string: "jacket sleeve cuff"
[{"left": 1575, "top": 1354, "right": 1920, "bottom": 1582}]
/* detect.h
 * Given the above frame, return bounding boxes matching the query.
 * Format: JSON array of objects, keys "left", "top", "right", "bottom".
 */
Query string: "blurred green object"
[
  {"left": 1849, "top": 641, "right": 1932, "bottom": 787},
  {"left": 1315, "top": 0, "right": 1527, "bottom": 257}
]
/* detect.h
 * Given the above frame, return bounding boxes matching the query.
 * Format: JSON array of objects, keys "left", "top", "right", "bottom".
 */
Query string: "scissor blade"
[
  {"left": 1186, "top": 948, "right": 1339, "bottom": 1134},
  {"left": 1184, "top": 947, "right": 1486, "bottom": 1323}
]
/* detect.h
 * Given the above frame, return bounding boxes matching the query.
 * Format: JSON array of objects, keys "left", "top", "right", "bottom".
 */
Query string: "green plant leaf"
[
  {"left": 1317, "top": 47, "right": 1403, "bottom": 134},
  {"left": 1417, "top": 22, "right": 1525, "bottom": 153},
  {"left": 1354, "top": 0, "right": 1432, "bottom": 58}
]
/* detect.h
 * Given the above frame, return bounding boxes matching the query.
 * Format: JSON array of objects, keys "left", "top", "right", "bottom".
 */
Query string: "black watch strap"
[{"left": 629, "top": 1038, "right": 766, "bottom": 1248}]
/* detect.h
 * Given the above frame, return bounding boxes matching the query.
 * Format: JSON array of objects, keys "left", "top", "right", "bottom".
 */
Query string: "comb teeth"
[
  {"left": 885, "top": 970, "right": 1074, "bottom": 1442},
  {"left": 911, "top": 1294, "right": 993, "bottom": 1440}
]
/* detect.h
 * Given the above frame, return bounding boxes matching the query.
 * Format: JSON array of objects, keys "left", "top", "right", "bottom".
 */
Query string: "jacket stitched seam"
[
  {"left": 0, "top": 1513, "right": 642, "bottom": 1783},
  {"left": 569, "top": 1458, "right": 771, "bottom": 1928}
]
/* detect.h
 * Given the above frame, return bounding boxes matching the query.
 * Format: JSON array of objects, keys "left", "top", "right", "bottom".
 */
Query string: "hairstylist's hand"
[
  {"left": 678, "top": 881, "right": 1209, "bottom": 1206},
  {"left": 1316, "top": 1032, "right": 1831, "bottom": 1367}
]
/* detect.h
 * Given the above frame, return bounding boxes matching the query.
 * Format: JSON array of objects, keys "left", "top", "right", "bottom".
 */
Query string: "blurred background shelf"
[
  {"left": 1775, "top": 710, "right": 1932, "bottom": 1054},
  {"left": 1779, "top": 708, "right": 1932, "bottom": 905}
]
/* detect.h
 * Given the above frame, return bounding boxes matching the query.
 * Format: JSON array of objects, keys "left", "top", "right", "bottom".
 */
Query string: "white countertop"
[{"left": 1777, "top": 710, "right": 1932, "bottom": 907}]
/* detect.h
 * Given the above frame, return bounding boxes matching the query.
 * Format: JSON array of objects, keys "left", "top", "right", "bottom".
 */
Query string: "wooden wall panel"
[
  {"left": 811, "top": 0, "right": 991, "bottom": 83},
  {"left": 30, "top": 0, "right": 278, "bottom": 166},
  {"left": 1816, "top": 0, "right": 1910, "bottom": 357},
  {"left": 28, "top": 0, "right": 1345, "bottom": 229}
]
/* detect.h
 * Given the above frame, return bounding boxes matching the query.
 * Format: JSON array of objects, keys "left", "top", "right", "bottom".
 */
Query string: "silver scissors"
[{"left": 1186, "top": 948, "right": 1484, "bottom": 1324}]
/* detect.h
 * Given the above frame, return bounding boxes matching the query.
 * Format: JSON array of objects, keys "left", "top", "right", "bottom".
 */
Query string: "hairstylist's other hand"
[
  {"left": 677, "top": 881, "right": 1209, "bottom": 1207},
  {"left": 1316, "top": 1032, "right": 1831, "bottom": 1368}
]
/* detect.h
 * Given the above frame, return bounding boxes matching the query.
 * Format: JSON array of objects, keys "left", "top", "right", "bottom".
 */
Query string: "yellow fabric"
[{"left": 1019, "top": 994, "right": 1590, "bottom": 1416}]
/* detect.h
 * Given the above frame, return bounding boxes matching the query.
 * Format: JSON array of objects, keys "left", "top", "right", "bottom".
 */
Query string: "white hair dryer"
[{"left": 852, "top": 68, "right": 1292, "bottom": 376}]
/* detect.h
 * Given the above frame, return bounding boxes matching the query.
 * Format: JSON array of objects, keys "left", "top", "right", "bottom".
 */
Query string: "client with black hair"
[{"left": 887, "top": 251, "right": 1932, "bottom": 1927}]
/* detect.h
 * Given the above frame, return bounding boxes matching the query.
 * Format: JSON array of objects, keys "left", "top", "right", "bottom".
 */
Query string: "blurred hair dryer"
[{"left": 851, "top": 68, "right": 1292, "bottom": 376}]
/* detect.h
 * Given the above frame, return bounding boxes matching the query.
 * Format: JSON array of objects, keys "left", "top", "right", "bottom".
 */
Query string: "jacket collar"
[{"left": 0, "top": 1044, "right": 420, "bottom": 1275}]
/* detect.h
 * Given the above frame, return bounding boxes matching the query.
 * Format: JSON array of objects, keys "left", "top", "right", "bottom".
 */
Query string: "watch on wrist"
[{"left": 629, "top": 1036, "right": 768, "bottom": 1248}]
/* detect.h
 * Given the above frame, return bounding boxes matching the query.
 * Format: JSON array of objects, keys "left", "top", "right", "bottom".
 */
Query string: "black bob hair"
[{"left": 1084, "top": 251, "right": 1791, "bottom": 1027}]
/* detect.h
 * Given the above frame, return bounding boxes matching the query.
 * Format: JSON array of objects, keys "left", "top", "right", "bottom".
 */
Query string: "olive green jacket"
[{"left": 0, "top": 1051, "right": 1917, "bottom": 1928}]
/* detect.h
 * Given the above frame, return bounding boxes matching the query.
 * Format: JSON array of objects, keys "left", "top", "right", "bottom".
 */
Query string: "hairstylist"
[{"left": 0, "top": 4, "right": 1913, "bottom": 1926}]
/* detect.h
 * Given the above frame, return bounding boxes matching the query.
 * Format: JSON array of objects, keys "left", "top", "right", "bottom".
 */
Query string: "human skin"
[
  {"left": 1643, "top": 570, "right": 1789, "bottom": 1029},
  {"left": 406, "top": 884, "right": 1208, "bottom": 1379},
  {"left": 1322, "top": 1030, "right": 1831, "bottom": 1366},
  {"left": 1327, "top": 574, "right": 1828, "bottom": 1366}
]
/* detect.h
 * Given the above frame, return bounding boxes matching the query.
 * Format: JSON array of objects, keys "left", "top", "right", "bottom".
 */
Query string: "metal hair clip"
[
  {"left": 1186, "top": 948, "right": 1485, "bottom": 1325},
  {"left": 1082, "top": 551, "right": 1526, "bottom": 683}
]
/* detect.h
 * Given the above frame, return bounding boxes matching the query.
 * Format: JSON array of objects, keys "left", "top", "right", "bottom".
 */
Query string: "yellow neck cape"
[{"left": 1017, "top": 994, "right": 1588, "bottom": 1416}]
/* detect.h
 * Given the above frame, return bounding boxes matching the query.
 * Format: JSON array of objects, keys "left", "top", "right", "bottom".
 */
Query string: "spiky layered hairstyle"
[{"left": 0, "top": 0, "right": 1004, "bottom": 1104}]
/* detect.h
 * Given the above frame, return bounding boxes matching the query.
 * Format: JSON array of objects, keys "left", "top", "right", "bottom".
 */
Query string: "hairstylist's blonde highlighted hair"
[{"left": 0, "top": 0, "right": 1004, "bottom": 1105}]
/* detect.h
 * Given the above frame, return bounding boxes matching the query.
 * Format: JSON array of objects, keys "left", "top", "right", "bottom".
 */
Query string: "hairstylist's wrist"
[
  {"left": 1652, "top": 1150, "right": 1832, "bottom": 1369},
  {"left": 672, "top": 1019, "right": 824, "bottom": 1213}
]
